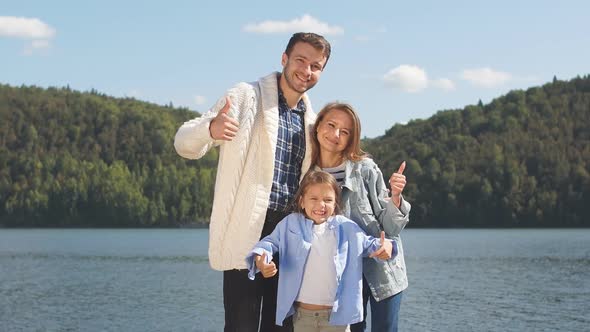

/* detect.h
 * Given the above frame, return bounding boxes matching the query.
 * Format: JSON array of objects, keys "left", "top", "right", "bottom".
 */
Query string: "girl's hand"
[
  {"left": 369, "top": 231, "right": 393, "bottom": 260},
  {"left": 255, "top": 252, "right": 277, "bottom": 278}
]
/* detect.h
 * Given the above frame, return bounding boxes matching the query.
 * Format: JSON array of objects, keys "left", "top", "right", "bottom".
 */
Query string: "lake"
[{"left": 0, "top": 228, "right": 588, "bottom": 331}]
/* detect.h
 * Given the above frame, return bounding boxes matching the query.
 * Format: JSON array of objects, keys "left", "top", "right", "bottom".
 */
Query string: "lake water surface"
[{"left": 1, "top": 228, "right": 588, "bottom": 331}]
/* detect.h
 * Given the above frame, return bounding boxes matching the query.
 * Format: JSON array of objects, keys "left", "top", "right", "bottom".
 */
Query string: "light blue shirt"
[{"left": 245, "top": 213, "right": 397, "bottom": 326}]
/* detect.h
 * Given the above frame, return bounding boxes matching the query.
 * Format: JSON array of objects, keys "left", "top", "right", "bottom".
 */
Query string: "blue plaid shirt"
[{"left": 268, "top": 86, "right": 306, "bottom": 211}]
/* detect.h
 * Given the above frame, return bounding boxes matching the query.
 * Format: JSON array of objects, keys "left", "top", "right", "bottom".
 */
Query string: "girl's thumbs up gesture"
[
  {"left": 369, "top": 231, "right": 395, "bottom": 260},
  {"left": 255, "top": 252, "right": 277, "bottom": 278}
]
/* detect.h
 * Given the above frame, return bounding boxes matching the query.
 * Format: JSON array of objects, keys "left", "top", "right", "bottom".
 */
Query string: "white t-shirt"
[{"left": 296, "top": 222, "right": 338, "bottom": 306}]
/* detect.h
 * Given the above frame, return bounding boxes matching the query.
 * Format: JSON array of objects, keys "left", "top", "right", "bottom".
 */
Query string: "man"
[{"left": 174, "top": 32, "right": 331, "bottom": 331}]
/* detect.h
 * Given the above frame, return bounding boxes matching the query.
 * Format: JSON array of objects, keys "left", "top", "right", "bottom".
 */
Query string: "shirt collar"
[
  {"left": 303, "top": 215, "right": 339, "bottom": 230},
  {"left": 277, "top": 76, "right": 306, "bottom": 114}
]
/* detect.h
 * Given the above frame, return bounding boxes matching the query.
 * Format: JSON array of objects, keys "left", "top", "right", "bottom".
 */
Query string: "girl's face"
[
  {"left": 316, "top": 109, "right": 354, "bottom": 157},
  {"left": 299, "top": 183, "right": 336, "bottom": 224}
]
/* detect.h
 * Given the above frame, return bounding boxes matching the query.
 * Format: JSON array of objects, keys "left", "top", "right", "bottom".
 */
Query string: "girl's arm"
[
  {"left": 368, "top": 231, "right": 397, "bottom": 260},
  {"left": 245, "top": 219, "right": 284, "bottom": 280},
  {"left": 346, "top": 219, "right": 398, "bottom": 261}
]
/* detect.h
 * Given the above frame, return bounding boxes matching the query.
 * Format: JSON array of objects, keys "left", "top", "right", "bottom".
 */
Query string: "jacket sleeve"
[
  {"left": 364, "top": 161, "right": 411, "bottom": 237},
  {"left": 348, "top": 220, "right": 398, "bottom": 261},
  {"left": 173, "top": 85, "right": 246, "bottom": 160},
  {"left": 245, "top": 219, "right": 284, "bottom": 280}
]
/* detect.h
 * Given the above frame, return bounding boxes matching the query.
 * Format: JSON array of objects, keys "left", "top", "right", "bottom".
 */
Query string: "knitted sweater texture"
[{"left": 174, "top": 72, "right": 316, "bottom": 270}]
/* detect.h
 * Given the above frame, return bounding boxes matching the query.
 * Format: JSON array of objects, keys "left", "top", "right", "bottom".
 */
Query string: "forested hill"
[
  {"left": 364, "top": 75, "right": 590, "bottom": 227},
  {"left": 1, "top": 75, "right": 589, "bottom": 228},
  {"left": 0, "top": 85, "right": 217, "bottom": 227}
]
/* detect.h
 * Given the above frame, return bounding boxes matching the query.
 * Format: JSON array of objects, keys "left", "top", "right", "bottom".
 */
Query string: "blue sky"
[{"left": 2, "top": 1, "right": 588, "bottom": 138}]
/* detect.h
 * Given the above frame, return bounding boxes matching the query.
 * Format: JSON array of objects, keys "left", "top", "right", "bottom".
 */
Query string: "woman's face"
[{"left": 316, "top": 109, "right": 354, "bottom": 156}]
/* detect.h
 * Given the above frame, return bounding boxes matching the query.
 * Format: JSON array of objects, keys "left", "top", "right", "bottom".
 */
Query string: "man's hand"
[
  {"left": 209, "top": 96, "right": 239, "bottom": 140},
  {"left": 369, "top": 231, "right": 393, "bottom": 260},
  {"left": 255, "top": 252, "right": 277, "bottom": 278},
  {"left": 389, "top": 161, "right": 406, "bottom": 208}
]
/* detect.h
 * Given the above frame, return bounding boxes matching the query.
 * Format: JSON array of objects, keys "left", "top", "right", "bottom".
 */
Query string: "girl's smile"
[{"left": 299, "top": 183, "right": 336, "bottom": 224}]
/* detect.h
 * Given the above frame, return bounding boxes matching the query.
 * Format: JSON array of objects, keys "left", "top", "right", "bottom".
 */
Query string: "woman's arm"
[{"left": 364, "top": 160, "right": 411, "bottom": 237}]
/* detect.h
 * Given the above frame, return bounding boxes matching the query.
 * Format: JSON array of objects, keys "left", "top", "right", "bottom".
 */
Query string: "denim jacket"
[
  {"left": 245, "top": 213, "right": 397, "bottom": 326},
  {"left": 338, "top": 158, "right": 411, "bottom": 301}
]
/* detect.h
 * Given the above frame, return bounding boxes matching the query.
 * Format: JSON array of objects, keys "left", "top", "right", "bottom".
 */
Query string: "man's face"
[{"left": 281, "top": 42, "right": 327, "bottom": 94}]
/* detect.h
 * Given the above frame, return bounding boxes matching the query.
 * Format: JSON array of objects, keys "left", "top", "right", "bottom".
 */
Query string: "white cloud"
[
  {"left": 383, "top": 66, "right": 456, "bottom": 93},
  {"left": 0, "top": 16, "right": 55, "bottom": 55},
  {"left": 243, "top": 14, "right": 343, "bottom": 35},
  {"left": 194, "top": 95, "right": 207, "bottom": 106},
  {"left": 383, "top": 65, "right": 429, "bottom": 93},
  {"left": 461, "top": 67, "right": 511, "bottom": 87},
  {"left": 0, "top": 16, "right": 55, "bottom": 39},
  {"left": 431, "top": 78, "right": 456, "bottom": 91}
]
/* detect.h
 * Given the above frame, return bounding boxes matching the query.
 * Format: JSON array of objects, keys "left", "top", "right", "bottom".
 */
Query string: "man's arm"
[
  {"left": 173, "top": 95, "right": 239, "bottom": 160},
  {"left": 209, "top": 96, "right": 239, "bottom": 141}
]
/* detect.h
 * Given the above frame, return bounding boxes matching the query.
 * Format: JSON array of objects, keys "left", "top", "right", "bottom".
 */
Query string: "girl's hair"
[
  {"left": 291, "top": 170, "right": 342, "bottom": 215},
  {"left": 310, "top": 102, "right": 368, "bottom": 167}
]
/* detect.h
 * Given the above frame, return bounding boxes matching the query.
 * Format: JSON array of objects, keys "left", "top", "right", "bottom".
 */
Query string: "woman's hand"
[{"left": 389, "top": 161, "right": 406, "bottom": 208}]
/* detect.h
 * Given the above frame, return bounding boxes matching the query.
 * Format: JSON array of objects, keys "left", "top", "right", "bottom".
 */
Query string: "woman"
[{"left": 310, "top": 102, "right": 411, "bottom": 332}]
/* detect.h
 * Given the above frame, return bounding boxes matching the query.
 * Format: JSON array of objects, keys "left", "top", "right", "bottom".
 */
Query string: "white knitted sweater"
[{"left": 174, "top": 72, "right": 316, "bottom": 270}]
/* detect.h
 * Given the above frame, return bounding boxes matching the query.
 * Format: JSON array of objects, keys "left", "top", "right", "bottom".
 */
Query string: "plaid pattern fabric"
[{"left": 268, "top": 88, "right": 306, "bottom": 211}]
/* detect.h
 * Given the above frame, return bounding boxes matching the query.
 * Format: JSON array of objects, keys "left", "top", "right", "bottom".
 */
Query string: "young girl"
[{"left": 246, "top": 170, "right": 397, "bottom": 331}]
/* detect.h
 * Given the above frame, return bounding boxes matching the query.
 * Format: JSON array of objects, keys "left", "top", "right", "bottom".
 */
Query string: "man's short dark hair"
[{"left": 284, "top": 32, "right": 331, "bottom": 69}]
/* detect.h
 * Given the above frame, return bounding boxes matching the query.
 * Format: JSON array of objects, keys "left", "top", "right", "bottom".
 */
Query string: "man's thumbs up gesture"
[{"left": 209, "top": 96, "right": 239, "bottom": 140}]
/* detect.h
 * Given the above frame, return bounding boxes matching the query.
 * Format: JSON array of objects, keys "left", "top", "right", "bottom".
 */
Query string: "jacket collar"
[{"left": 341, "top": 160, "right": 359, "bottom": 193}]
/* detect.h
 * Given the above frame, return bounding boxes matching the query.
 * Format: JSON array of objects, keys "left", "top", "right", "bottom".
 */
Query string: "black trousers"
[{"left": 223, "top": 209, "right": 293, "bottom": 332}]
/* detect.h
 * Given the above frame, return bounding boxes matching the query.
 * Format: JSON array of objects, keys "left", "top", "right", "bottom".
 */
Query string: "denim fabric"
[
  {"left": 338, "top": 159, "right": 411, "bottom": 301},
  {"left": 350, "top": 277, "right": 403, "bottom": 332}
]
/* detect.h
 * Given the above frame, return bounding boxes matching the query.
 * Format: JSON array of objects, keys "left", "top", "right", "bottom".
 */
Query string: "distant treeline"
[
  {"left": 0, "top": 86, "right": 217, "bottom": 227},
  {"left": 365, "top": 75, "right": 590, "bottom": 227},
  {"left": 1, "top": 75, "right": 589, "bottom": 227}
]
